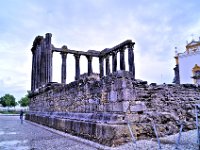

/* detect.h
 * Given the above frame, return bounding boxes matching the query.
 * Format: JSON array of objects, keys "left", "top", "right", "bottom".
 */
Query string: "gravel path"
[{"left": 0, "top": 115, "right": 199, "bottom": 150}]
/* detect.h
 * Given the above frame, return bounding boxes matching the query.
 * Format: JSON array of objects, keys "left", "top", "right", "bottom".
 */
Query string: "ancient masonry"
[{"left": 26, "top": 33, "right": 200, "bottom": 147}]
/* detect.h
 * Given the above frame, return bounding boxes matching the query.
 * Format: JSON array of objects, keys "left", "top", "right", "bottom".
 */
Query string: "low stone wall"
[{"left": 26, "top": 71, "right": 200, "bottom": 147}]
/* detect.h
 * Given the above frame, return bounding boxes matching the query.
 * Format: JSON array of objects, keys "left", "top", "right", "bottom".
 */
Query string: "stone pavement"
[
  {"left": 0, "top": 115, "right": 199, "bottom": 150},
  {"left": 0, "top": 116, "right": 101, "bottom": 150}
]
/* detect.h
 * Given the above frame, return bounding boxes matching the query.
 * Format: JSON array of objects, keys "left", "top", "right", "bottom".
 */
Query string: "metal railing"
[{"left": 127, "top": 105, "right": 200, "bottom": 149}]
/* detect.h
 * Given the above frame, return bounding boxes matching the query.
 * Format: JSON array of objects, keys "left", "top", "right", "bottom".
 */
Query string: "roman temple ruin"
[{"left": 26, "top": 33, "right": 200, "bottom": 147}]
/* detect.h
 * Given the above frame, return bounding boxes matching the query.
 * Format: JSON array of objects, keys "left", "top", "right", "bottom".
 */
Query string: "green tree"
[
  {"left": 0, "top": 94, "right": 17, "bottom": 107},
  {"left": 18, "top": 95, "right": 30, "bottom": 107}
]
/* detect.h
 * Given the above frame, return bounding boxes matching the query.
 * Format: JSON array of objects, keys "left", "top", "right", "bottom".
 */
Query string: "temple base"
[{"left": 25, "top": 112, "right": 130, "bottom": 147}]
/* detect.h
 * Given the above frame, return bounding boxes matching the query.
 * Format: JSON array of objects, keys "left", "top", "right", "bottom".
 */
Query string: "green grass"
[{"left": 0, "top": 110, "right": 20, "bottom": 114}]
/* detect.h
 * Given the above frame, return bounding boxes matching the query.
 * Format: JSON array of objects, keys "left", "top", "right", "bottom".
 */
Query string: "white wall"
[{"left": 179, "top": 52, "right": 200, "bottom": 84}]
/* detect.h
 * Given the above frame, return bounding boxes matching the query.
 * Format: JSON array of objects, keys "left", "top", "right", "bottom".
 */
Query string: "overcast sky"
[{"left": 1, "top": 0, "right": 200, "bottom": 100}]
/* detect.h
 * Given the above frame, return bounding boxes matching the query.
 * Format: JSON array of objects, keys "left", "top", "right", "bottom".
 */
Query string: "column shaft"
[
  {"left": 45, "top": 33, "right": 52, "bottom": 83},
  {"left": 35, "top": 48, "right": 38, "bottom": 89},
  {"left": 36, "top": 46, "right": 41, "bottom": 88},
  {"left": 87, "top": 55, "right": 93, "bottom": 76},
  {"left": 99, "top": 57, "right": 104, "bottom": 78},
  {"left": 112, "top": 51, "right": 117, "bottom": 73},
  {"left": 40, "top": 41, "right": 46, "bottom": 86},
  {"left": 74, "top": 54, "right": 80, "bottom": 80},
  {"left": 128, "top": 44, "right": 135, "bottom": 78},
  {"left": 105, "top": 55, "right": 110, "bottom": 75},
  {"left": 31, "top": 50, "right": 36, "bottom": 91},
  {"left": 120, "top": 48, "right": 125, "bottom": 70},
  {"left": 61, "top": 52, "right": 67, "bottom": 83}
]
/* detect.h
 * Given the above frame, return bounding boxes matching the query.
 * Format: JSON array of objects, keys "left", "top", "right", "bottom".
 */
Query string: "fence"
[{"left": 128, "top": 104, "right": 200, "bottom": 150}]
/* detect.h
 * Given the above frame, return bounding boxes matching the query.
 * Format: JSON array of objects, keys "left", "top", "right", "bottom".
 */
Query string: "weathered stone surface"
[
  {"left": 130, "top": 102, "right": 147, "bottom": 112},
  {"left": 27, "top": 73, "right": 200, "bottom": 147}
]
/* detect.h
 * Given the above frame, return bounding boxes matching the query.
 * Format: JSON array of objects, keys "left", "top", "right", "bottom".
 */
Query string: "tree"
[
  {"left": 0, "top": 94, "right": 17, "bottom": 107},
  {"left": 18, "top": 95, "right": 30, "bottom": 107}
]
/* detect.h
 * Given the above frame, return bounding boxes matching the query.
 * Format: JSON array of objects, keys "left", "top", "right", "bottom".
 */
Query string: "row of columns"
[
  {"left": 99, "top": 44, "right": 135, "bottom": 78},
  {"left": 60, "top": 43, "right": 135, "bottom": 83},
  {"left": 60, "top": 53, "right": 94, "bottom": 83},
  {"left": 31, "top": 34, "right": 135, "bottom": 90}
]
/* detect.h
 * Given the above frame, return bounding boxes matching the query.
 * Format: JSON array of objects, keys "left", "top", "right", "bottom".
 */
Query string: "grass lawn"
[{"left": 0, "top": 110, "right": 20, "bottom": 114}]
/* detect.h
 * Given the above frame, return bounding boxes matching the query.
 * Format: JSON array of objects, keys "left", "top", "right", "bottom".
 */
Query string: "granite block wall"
[{"left": 26, "top": 71, "right": 200, "bottom": 146}]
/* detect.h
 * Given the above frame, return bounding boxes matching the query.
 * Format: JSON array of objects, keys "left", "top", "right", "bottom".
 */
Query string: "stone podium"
[{"left": 26, "top": 33, "right": 200, "bottom": 147}]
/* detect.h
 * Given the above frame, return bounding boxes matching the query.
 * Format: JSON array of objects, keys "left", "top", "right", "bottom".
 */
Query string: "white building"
[{"left": 173, "top": 38, "right": 200, "bottom": 85}]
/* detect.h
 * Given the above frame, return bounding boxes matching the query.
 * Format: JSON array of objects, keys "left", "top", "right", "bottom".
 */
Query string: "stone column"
[
  {"left": 31, "top": 49, "right": 36, "bottom": 91},
  {"left": 36, "top": 45, "right": 41, "bottom": 88},
  {"left": 61, "top": 52, "right": 67, "bottom": 83},
  {"left": 45, "top": 33, "right": 53, "bottom": 83},
  {"left": 112, "top": 51, "right": 117, "bottom": 73},
  {"left": 120, "top": 47, "right": 125, "bottom": 70},
  {"left": 74, "top": 54, "right": 80, "bottom": 80},
  {"left": 34, "top": 47, "right": 38, "bottom": 89},
  {"left": 128, "top": 43, "right": 135, "bottom": 78},
  {"left": 105, "top": 55, "right": 110, "bottom": 75},
  {"left": 99, "top": 57, "right": 104, "bottom": 78},
  {"left": 40, "top": 40, "right": 46, "bottom": 86},
  {"left": 86, "top": 55, "right": 93, "bottom": 76}
]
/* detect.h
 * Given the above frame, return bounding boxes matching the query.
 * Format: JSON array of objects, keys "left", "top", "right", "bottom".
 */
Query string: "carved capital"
[
  {"left": 62, "top": 45, "right": 68, "bottom": 52},
  {"left": 74, "top": 54, "right": 81, "bottom": 59},
  {"left": 127, "top": 43, "right": 135, "bottom": 49},
  {"left": 120, "top": 49, "right": 125, "bottom": 53},
  {"left": 60, "top": 51, "right": 67, "bottom": 56},
  {"left": 86, "top": 55, "right": 93, "bottom": 62},
  {"left": 112, "top": 51, "right": 118, "bottom": 56}
]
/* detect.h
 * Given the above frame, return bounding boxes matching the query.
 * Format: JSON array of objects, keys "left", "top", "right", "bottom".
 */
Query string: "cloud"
[{"left": 1, "top": 0, "right": 200, "bottom": 99}]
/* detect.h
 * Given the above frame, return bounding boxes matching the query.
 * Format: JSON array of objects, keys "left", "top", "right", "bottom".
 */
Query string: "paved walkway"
[
  {"left": 0, "top": 116, "right": 199, "bottom": 150},
  {"left": 0, "top": 116, "right": 99, "bottom": 150}
]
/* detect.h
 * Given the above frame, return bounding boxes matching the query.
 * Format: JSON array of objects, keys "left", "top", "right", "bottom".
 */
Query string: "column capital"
[
  {"left": 45, "top": 33, "right": 52, "bottom": 38},
  {"left": 105, "top": 54, "right": 110, "bottom": 59},
  {"left": 62, "top": 45, "right": 68, "bottom": 52},
  {"left": 86, "top": 55, "right": 93, "bottom": 62},
  {"left": 127, "top": 43, "right": 135, "bottom": 49},
  {"left": 60, "top": 51, "right": 68, "bottom": 56},
  {"left": 112, "top": 51, "right": 118, "bottom": 55},
  {"left": 74, "top": 54, "right": 81, "bottom": 59},
  {"left": 105, "top": 55, "right": 110, "bottom": 59},
  {"left": 120, "top": 46, "right": 126, "bottom": 52}
]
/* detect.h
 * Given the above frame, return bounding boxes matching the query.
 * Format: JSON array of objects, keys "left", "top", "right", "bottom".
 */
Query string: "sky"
[{"left": 1, "top": 0, "right": 200, "bottom": 100}]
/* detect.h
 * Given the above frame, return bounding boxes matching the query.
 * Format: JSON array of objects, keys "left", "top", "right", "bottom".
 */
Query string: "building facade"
[{"left": 173, "top": 38, "right": 200, "bottom": 85}]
